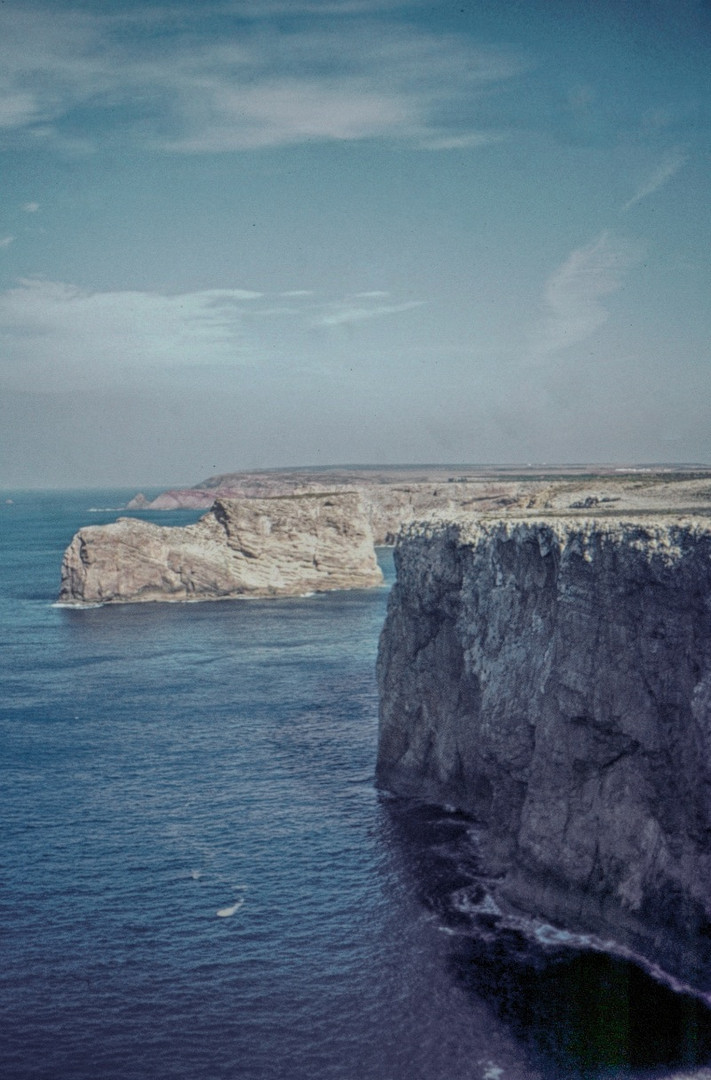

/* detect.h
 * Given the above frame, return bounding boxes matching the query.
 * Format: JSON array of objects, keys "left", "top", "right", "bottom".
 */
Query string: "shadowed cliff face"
[
  {"left": 376, "top": 516, "right": 711, "bottom": 990},
  {"left": 58, "top": 493, "right": 382, "bottom": 605}
]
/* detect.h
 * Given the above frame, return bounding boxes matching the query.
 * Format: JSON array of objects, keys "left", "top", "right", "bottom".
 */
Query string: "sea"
[{"left": 3, "top": 490, "right": 711, "bottom": 1080}]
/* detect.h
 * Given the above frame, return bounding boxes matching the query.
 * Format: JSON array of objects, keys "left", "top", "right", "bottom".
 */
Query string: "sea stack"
[
  {"left": 376, "top": 514, "right": 711, "bottom": 990},
  {"left": 58, "top": 492, "right": 383, "bottom": 605}
]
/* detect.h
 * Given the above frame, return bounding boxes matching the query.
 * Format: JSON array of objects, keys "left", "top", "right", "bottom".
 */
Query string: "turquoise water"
[{"left": 1, "top": 491, "right": 710, "bottom": 1080}]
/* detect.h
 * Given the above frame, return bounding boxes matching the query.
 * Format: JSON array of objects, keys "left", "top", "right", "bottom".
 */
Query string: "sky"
[{"left": 1, "top": 0, "right": 710, "bottom": 487}]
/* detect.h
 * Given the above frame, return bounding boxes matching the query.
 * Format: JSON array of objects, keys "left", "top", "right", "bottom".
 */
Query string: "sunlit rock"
[{"left": 58, "top": 492, "right": 382, "bottom": 604}]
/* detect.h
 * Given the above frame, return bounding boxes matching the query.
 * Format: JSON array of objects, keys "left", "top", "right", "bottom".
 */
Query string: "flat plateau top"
[
  {"left": 197, "top": 463, "right": 711, "bottom": 486},
  {"left": 134, "top": 465, "right": 711, "bottom": 518}
]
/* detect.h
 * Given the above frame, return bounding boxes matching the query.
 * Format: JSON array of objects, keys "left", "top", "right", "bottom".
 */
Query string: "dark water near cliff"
[{"left": 2, "top": 491, "right": 711, "bottom": 1080}]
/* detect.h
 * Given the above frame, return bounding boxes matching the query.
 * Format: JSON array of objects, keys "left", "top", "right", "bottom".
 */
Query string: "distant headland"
[{"left": 127, "top": 463, "right": 711, "bottom": 544}]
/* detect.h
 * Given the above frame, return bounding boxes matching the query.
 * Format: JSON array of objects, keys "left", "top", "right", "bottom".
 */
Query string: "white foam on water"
[
  {"left": 216, "top": 898, "right": 244, "bottom": 918},
  {"left": 532, "top": 922, "right": 595, "bottom": 950},
  {"left": 665, "top": 1071, "right": 711, "bottom": 1080},
  {"left": 190, "top": 869, "right": 202, "bottom": 880},
  {"left": 51, "top": 601, "right": 103, "bottom": 609},
  {"left": 450, "top": 886, "right": 502, "bottom": 918},
  {"left": 521, "top": 915, "right": 711, "bottom": 1008}
]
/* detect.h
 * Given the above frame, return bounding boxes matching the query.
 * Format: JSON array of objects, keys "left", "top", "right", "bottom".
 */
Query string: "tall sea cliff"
[{"left": 377, "top": 515, "right": 711, "bottom": 991}]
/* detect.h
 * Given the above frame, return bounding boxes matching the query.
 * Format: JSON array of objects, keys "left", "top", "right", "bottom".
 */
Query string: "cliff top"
[
  {"left": 130, "top": 466, "right": 711, "bottom": 516},
  {"left": 401, "top": 512, "right": 711, "bottom": 565}
]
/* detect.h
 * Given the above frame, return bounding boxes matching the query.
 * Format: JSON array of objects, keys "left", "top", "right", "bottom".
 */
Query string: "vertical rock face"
[
  {"left": 58, "top": 493, "right": 382, "bottom": 605},
  {"left": 376, "top": 516, "right": 711, "bottom": 989}
]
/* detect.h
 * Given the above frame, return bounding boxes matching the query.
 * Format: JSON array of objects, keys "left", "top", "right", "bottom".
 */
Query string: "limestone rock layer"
[
  {"left": 376, "top": 515, "right": 711, "bottom": 989},
  {"left": 127, "top": 467, "right": 711, "bottom": 543},
  {"left": 58, "top": 493, "right": 382, "bottom": 605}
]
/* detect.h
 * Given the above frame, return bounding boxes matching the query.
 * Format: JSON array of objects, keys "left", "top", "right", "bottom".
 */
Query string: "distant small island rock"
[
  {"left": 377, "top": 513, "right": 711, "bottom": 991},
  {"left": 58, "top": 492, "right": 382, "bottom": 606}
]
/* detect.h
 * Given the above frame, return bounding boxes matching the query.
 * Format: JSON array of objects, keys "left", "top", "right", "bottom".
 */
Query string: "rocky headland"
[
  {"left": 376, "top": 511, "right": 711, "bottom": 992},
  {"left": 58, "top": 492, "right": 382, "bottom": 605},
  {"left": 128, "top": 465, "right": 711, "bottom": 543},
  {"left": 127, "top": 467, "right": 537, "bottom": 543}
]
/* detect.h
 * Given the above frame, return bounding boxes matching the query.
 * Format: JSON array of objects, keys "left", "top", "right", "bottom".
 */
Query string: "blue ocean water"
[{"left": 2, "top": 491, "right": 711, "bottom": 1080}]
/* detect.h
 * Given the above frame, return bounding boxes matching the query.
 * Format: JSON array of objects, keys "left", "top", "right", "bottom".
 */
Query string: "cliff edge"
[
  {"left": 376, "top": 515, "right": 711, "bottom": 989},
  {"left": 58, "top": 492, "right": 382, "bottom": 605}
]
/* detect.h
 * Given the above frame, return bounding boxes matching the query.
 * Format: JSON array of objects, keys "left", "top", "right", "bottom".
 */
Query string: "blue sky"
[{"left": 1, "top": 0, "right": 709, "bottom": 486}]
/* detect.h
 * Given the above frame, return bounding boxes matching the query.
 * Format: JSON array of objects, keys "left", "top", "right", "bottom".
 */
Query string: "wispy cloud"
[
  {"left": 0, "top": 278, "right": 424, "bottom": 391},
  {"left": 0, "top": 2, "right": 524, "bottom": 152},
  {"left": 0, "top": 280, "right": 257, "bottom": 391},
  {"left": 312, "top": 300, "right": 424, "bottom": 327},
  {"left": 22, "top": 202, "right": 40, "bottom": 213},
  {"left": 416, "top": 131, "right": 505, "bottom": 151},
  {"left": 531, "top": 231, "right": 641, "bottom": 360},
  {"left": 623, "top": 149, "right": 688, "bottom": 210},
  {"left": 0, "top": 236, "right": 14, "bottom": 248}
]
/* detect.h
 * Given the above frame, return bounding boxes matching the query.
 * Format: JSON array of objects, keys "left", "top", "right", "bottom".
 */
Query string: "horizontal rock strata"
[
  {"left": 129, "top": 477, "right": 535, "bottom": 543},
  {"left": 376, "top": 515, "right": 711, "bottom": 990},
  {"left": 58, "top": 493, "right": 382, "bottom": 605},
  {"left": 127, "top": 467, "right": 711, "bottom": 543}
]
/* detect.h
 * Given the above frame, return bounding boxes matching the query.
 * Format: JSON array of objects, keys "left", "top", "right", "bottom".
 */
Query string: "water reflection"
[{"left": 381, "top": 794, "right": 711, "bottom": 1077}]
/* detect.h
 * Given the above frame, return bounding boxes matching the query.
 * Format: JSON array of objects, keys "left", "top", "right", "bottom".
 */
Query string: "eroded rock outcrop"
[
  {"left": 127, "top": 474, "right": 540, "bottom": 540},
  {"left": 376, "top": 515, "right": 711, "bottom": 989},
  {"left": 59, "top": 493, "right": 382, "bottom": 605},
  {"left": 127, "top": 467, "right": 711, "bottom": 543}
]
